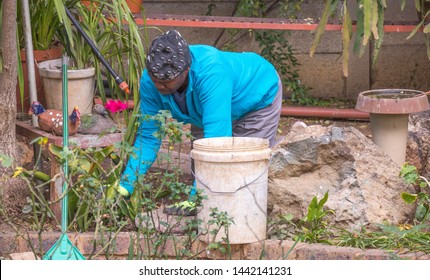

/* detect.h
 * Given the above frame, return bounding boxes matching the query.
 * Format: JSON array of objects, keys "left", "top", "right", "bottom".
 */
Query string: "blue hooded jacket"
[{"left": 120, "top": 45, "right": 279, "bottom": 194}]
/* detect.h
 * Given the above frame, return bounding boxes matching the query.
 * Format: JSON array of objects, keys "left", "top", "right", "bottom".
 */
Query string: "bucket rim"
[{"left": 192, "top": 136, "right": 269, "bottom": 151}]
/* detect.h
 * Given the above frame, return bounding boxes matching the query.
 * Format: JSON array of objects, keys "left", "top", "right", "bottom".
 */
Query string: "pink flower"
[{"left": 105, "top": 100, "right": 128, "bottom": 113}]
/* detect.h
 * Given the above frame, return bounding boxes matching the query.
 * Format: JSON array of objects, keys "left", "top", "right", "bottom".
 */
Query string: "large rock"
[
  {"left": 268, "top": 124, "right": 415, "bottom": 230},
  {"left": 407, "top": 110, "right": 430, "bottom": 179}
]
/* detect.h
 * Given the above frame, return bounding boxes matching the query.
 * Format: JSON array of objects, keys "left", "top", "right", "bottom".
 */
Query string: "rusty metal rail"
[{"left": 136, "top": 14, "right": 421, "bottom": 33}]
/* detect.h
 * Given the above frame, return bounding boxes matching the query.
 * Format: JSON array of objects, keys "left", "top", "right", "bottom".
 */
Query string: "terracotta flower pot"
[{"left": 126, "top": 0, "right": 143, "bottom": 13}]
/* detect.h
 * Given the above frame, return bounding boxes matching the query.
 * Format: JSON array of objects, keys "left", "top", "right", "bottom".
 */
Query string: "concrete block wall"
[{"left": 141, "top": 0, "right": 430, "bottom": 101}]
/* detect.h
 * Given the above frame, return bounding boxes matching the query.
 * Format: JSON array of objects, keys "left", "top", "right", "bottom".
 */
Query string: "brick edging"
[{"left": 1, "top": 232, "right": 429, "bottom": 260}]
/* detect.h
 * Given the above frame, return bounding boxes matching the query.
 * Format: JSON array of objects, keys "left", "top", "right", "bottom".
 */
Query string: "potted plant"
[
  {"left": 16, "top": 0, "right": 79, "bottom": 113},
  {"left": 37, "top": 2, "right": 100, "bottom": 115},
  {"left": 37, "top": 1, "right": 146, "bottom": 119}
]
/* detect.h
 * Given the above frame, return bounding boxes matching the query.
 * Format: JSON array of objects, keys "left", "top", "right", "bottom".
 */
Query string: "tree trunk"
[{"left": 0, "top": 0, "right": 18, "bottom": 175}]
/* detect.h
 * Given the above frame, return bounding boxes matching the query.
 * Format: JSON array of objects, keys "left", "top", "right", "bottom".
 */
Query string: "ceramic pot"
[
  {"left": 37, "top": 58, "right": 96, "bottom": 115},
  {"left": 17, "top": 45, "right": 63, "bottom": 113}
]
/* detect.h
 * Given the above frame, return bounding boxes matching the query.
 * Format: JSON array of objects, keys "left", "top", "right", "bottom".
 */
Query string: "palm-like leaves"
[{"left": 313, "top": 0, "right": 429, "bottom": 77}]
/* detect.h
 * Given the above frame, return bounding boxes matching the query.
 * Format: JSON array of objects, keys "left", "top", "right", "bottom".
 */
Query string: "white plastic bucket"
[
  {"left": 190, "top": 137, "right": 271, "bottom": 244},
  {"left": 37, "top": 58, "right": 95, "bottom": 115}
]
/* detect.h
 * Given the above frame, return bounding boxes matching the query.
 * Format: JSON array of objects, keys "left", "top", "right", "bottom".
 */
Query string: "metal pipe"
[
  {"left": 94, "top": 97, "right": 369, "bottom": 120},
  {"left": 21, "top": 0, "right": 37, "bottom": 126},
  {"left": 280, "top": 106, "right": 369, "bottom": 120},
  {"left": 21, "top": 0, "right": 45, "bottom": 173}
]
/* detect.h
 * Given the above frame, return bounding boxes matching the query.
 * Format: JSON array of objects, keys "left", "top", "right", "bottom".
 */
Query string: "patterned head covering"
[{"left": 146, "top": 30, "right": 191, "bottom": 80}]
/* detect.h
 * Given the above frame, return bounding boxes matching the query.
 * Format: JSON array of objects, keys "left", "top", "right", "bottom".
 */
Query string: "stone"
[
  {"left": 407, "top": 110, "right": 430, "bottom": 179},
  {"left": 268, "top": 124, "right": 415, "bottom": 230},
  {"left": 290, "top": 121, "right": 308, "bottom": 132}
]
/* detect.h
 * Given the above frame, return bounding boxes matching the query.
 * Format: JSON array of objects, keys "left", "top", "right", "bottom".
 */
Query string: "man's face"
[{"left": 150, "top": 69, "right": 189, "bottom": 95}]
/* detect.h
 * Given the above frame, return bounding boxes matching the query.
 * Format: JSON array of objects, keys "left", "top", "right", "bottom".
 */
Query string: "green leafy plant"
[
  {"left": 4, "top": 108, "right": 216, "bottom": 259},
  {"left": 16, "top": 0, "right": 79, "bottom": 51},
  {"left": 400, "top": 163, "right": 430, "bottom": 222},
  {"left": 266, "top": 186, "right": 430, "bottom": 256},
  {"left": 48, "top": 143, "right": 122, "bottom": 231},
  {"left": 59, "top": 4, "right": 97, "bottom": 69},
  {"left": 58, "top": 1, "right": 147, "bottom": 98},
  {"left": 297, "top": 191, "right": 335, "bottom": 244},
  {"left": 119, "top": 110, "right": 195, "bottom": 221},
  {"left": 206, "top": 207, "right": 235, "bottom": 258},
  {"left": 313, "top": 0, "right": 430, "bottom": 77},
  {"left": 336, "top": 223, "right": 430, "bottom": 253},
  {"left": 267, "top": 192, "right": 335, "bottom": 245}
]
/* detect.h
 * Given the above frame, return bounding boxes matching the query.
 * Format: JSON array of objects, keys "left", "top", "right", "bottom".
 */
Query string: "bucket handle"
[{"left": 191, "top": 157, "right": 273, "bottom": 194}]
